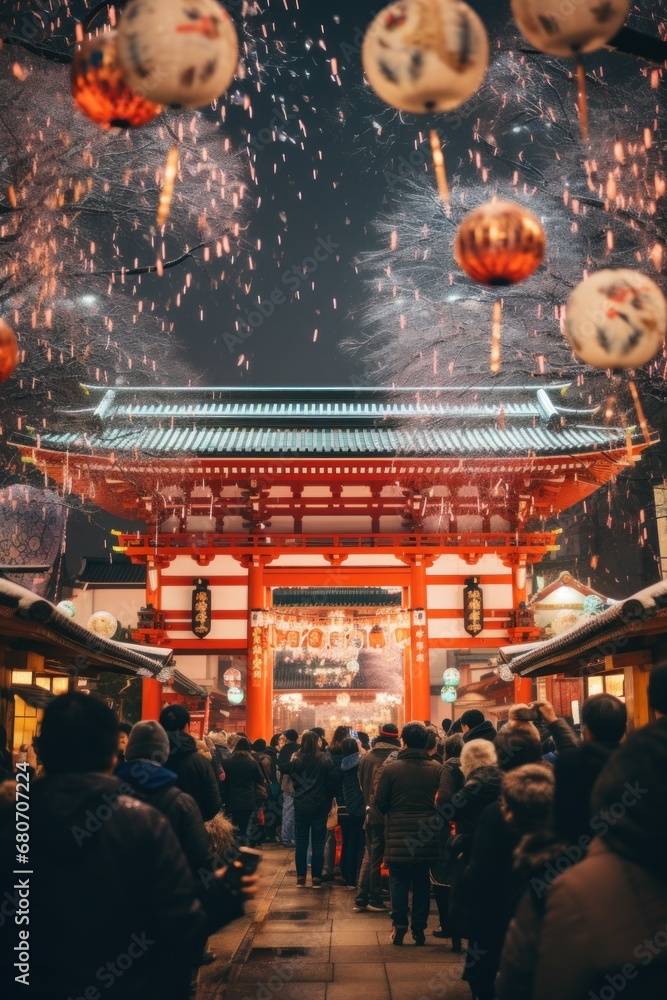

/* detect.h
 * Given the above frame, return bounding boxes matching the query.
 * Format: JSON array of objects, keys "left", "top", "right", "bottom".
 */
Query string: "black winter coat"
[
  {"left": 11, "top": 772, "right": 242, "bottom": 1000},
  {"left": 277, "top": 740, "right": 300, "bottom": 770},
  {"left": 358, "top": 741, "right": 400, "bottom": 825},
  {"left": 281, "top": 752, "right": 334, "bottom": 817},
  {"left": 374, "top": 748, "right": 443, "bottom": 863},
  {"left": 166, "top": 731, "right": 221, "bottom": 821},
  {"left": 222, "top": 751, "right": 267, "bottom": 812},
  {"left": 462, "top": 720, "right": 497, "bottom": 743},
  {"left": 341, "top": 752, "right": 365, "bottom": 820},
  {"left": 116, "top": 760, "right": 212, "bottom": 878}
]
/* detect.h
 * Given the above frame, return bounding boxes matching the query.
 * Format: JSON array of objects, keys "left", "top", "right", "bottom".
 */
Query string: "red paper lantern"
[
  {"left": 455, "top": 201, "right": 546, "bottom": 286},
  {"left": 71, "top": 32, "right": 162, "bottom": 130},
  {"left": 0, "top": 319, "right": 19, "bottom": 383}
]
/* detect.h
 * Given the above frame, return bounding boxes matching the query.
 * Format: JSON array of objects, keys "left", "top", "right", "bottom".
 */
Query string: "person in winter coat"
[
  {"left": 323, "top": 725, "right": 351, "bottom": 881},
  {"left": 374, "top": 722, "right": 443, "bottom": 945},
  {"left": 252, "top": 738, "right": 276, "bottom": 784},
  {"left": 3, "top": 694, "right": 257, "bottom": 1000},
  {"left": 340, "top": 737, "right": 366, "bottom": 890},
  {"left": 278, "top": 728, "right": 299, "bottom": 847},
  {"left": 499, "top": 722, "right": 667, "bottom": 1000},
  {"left": 355, "top": 722, "right": 401, "bottom": 912},
  {"left": 117, "top": 721, "right": 213, "bottom": 879},
  {"left": 160, "top": 704, "right": 221, "bottom": 822},
  {"left": 263, "top": 734, "right": 284, "bottom": 842},
  {"left": 116, "top": 721, "right": 132, "bottom": 767},
  {"left": 460, "top": 709, "right": 497, "bottom": 744},
  {"left": 431, "top": 732, "right": 464, "bottom": 943},
  {"left": 455, "top": 728, "right": 543, "bottom": 998},
  {"left": 222, "top": 736, "right": 268, "bottom": 845},
  {"left": 280, "top": 731, "right": 335, "bottom": 887},
  {"left": 445, "top": 738, "right": 502, "bottom": 972}
]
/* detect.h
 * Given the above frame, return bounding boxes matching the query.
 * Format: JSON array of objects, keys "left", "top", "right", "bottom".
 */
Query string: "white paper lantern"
[
  {"left": 227, "top": 686, "right": 244, "bottom": 706},
  {"left": 336, "top": 692, "right": 351, "bottom": 708},
  {"left": 441, "top": 686, "right": 457, "bottom": 703},
  {"left": 442, "top": 667, "right": 461, "bottom": 688},
  {"left": 511, "top": 0, "right": 629, "bottom": 57},
  {"left": 86, "top": 611, "right": 118, "bottom": 639},
  {"left": 564, "top": 269, "right": 667, "bottom": 369},
  {"left": 346, "top": 659, "right": 361, "bottom": 675},
  {"left": 551, "top": 609, "right": 583, "bottom": 635},
  {"left": 362, "top": 0, "right": 489, "bottom": 114},
  {"left": 57, "top": 600, "right": 76, "bottom": 618},
  {"left": 117, "top": 0, "right": 238, "bottom": 108}
]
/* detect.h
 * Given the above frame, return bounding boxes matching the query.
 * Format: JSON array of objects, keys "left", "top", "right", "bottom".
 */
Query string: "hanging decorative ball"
[
  {"left": 455, "top": 201, "right": 546, "bottom": 286},
  {"left": 71, "top": 32, "right": 163, "bottom": 129},
  {"left": 362, "top": 0, "right": 489, "bottom": 114},
  {"left": 86, "top": 611, "right": 118, "bottom": 639},
  {"left": 227, "top": 686, "right": 244, "bottom": 706},
  {"left": 441, "top": 686, "right": 457, "bottom": 704},
  {"left": 564, "top": 269, "right": 667, "bottom": 369},
  {"left": 442, "top": 667, "right": 461, "bottom": 688},
  {"left": 56, "top": 600, "right": 77, "bottom": 618},
  {"left": 117, "top": 0, "right": 239, "bottom": 109},
  {"left": 346, "top": 659, "right": 361, "bottom": 675},
  {"left": 511, "top": 0, "right": 630, "bottom": 57},
  {"left": 336, "top": 692, "right": 351, "bottom": 708},
  {"left": 223, "top": 667, "right": 242, "bottom": 688},
  {"left": 0, "top": 319, "right": 19, "bottom": 383}
]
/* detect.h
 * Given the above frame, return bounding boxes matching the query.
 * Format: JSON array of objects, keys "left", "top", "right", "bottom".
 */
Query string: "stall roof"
[
  {"left": 75, "top": 557, "right": 146, "bottom": 587},
  {"left": 501, "top": 580, "right": 667, "bottom": 678},
  {"left": 170, "top": 669, "right": 208, "bottom": 699},
  {"left": 0, "top": 575, "right": 173, "bottom": 679}
]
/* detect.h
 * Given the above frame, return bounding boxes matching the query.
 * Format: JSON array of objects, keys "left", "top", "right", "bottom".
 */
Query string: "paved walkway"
[{"left": 197, "top": 846, "right": 469, "bottom": 1000}]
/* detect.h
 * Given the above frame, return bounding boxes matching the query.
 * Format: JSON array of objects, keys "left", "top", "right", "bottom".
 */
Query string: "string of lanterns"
[
  {"left": 359, "top": 0, "right": 667, "bottom": 382},
  {"left": 3, "top": 0, "right": 664, "bottom": 401}
]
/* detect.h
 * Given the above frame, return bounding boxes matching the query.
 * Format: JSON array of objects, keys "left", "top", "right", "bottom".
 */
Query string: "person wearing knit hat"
[
  {"left": 354, "top": 723, "right": 402, "bottom": 913},
  {"left": 117, "top": 721, "right": 213, "bottom": 877},
  {"left": 126, "top": 720, "right": 170, "bottom": 766}
]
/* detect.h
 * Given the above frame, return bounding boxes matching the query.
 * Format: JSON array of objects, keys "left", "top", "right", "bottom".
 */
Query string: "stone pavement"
[{"left": 197, "top": 845, "right": 469, "bottom": 1000}]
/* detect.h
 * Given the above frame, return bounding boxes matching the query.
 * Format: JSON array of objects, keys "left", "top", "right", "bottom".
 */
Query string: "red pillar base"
[{"left": 142, "top": 677, "right": 163, "bottom": 721}]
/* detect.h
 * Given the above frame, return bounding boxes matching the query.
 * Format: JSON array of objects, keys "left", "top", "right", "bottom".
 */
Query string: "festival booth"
[
  {"left": 0, "top": 574, "right": 173, "bottom": 755},
  {"left": 500, "top": 580, "right": 667, "bottom": 731}
]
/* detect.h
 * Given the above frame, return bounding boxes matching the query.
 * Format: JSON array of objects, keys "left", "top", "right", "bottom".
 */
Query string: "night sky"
[{"left": 4, "top": 0, "right": 666, "bottom": 592}]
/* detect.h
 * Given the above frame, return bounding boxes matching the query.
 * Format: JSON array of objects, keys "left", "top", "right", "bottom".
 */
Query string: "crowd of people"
[{"left": 2, "top": 668, "right": 667, "bottom": 999}]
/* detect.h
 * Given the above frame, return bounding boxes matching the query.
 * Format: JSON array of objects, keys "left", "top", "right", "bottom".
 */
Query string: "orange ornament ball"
[
  {"left": 71, "top": 32, "right": 163, "bottom": 130},
  {"left": 455, "top": 201, "right": 546, "bottom": 286},
  {"left": 0, "top": 319, "right": 19, "bottom": 383}
]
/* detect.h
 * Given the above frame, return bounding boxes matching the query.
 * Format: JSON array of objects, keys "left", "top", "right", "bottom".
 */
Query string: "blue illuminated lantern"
[
  {"left": 441, "top": 686, "right": 457, "bottom": 704},
  {"left": 442, "top": 667, "right": 461, "bottom": 688}
]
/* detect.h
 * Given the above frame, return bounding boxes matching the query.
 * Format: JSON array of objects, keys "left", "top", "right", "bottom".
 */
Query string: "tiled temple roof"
[{"left": 23, "top": 384, "right": 641, "bottom": 459}]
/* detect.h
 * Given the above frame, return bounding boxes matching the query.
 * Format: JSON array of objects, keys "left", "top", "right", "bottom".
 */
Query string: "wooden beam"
[{"left": 604, "top": 650, "right": 653, "bottom": 672}]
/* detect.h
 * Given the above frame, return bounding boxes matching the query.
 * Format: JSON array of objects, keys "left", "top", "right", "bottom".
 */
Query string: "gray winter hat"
[{"left": 126, "top": 720, "right": 170, "bottom": 765}]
